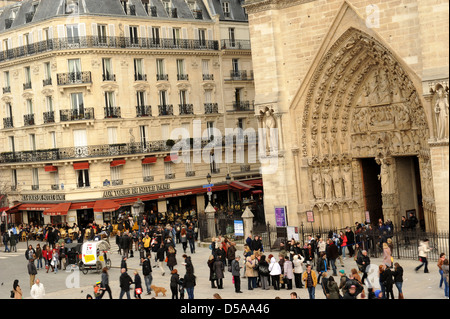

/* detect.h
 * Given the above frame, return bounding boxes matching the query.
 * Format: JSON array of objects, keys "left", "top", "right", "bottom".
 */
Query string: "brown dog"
[{"left": 151, "top": 285, "right": 167, "bottom": 297}]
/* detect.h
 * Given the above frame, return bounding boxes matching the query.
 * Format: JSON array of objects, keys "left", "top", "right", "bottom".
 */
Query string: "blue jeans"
[
  {"left": 36, "top": 258, "right": 43, "bottom": 269},
  {"left": 395, "top": 281, "right": 403, "bottom": 294},
  {"left": 439, "top": 270, "right": 444, "bottom": 288},
  {"left": 341, "top": 246, "right": 346, "bottom": 258},
  {"left": 330, "top": 259, "right": 337, "bottom": 275},
  {"left": 307, "top": 286, "right": 315, "bottom": 299},
  {"left": 119, "top": 289, "right": 131, "bottom": 299},
  {"left": 186, "top": 287, "right": 194, "bottom": 299},
  {"left": 144, "top": 274, "right": 153, "bottom": 294},
  {"left": 3, "top": 243, "right": 9, "bottom": 252},
  {"left": 189, "top": 240, "right": 195, "bottom": 253}
]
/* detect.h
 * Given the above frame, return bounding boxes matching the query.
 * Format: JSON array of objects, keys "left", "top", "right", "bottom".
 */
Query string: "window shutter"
[
  {"left": 57, "top": 25, "right": 65, "bottom": 38},
  {"left": 91, "top": 23, "right": 98, "bottom": 36}
]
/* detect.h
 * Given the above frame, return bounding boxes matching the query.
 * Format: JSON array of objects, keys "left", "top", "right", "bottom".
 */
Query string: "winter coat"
[
  {"left": 327, "top": 280, "right": 340, "bottom": 299},
  {"left": 183, "top": 273, "right": 196, "bottom": 288},
  {"left": 119, "top": 272, "right": 133, "bottom": 290},
  {"left": 170, "top": 273, "right": 180, "bottom": 289},
  {"left": 258, "top": 259, "right": 270, "bottom": 277},
  {"left": 392, "top": 266, "right": 403, "bottom": 283},
  {"left": 283, "top": 260, "right": 294, "bottom": 279},
  {"left": 142, "top": 258, "right": 152, "bottom": 276},
  {"left": 418, "top": 241, "right": 430, "bottom": 258},
  {"left": 245, "top": 258, "right": 258, "bottom": 277},
  {"left": 231, "top": 259, "right": 241, "bottom": 277},
  {"left": 292, "top": 255, "right": 305, "bottom": 274},
  {"left": 166, "top": 251, "right": 177, "bottom": 268},
  {"left": 326, "top": 242, "right": 339, "bottom": 260},
  {"left": 227, "top": 244, "right": 237, "bottom": 261},
  {"left": 213, "top": 259, "right": 225, "bottom": 279},
  {"left": 28, "top": 261, "right": 37, "bottom": 275},
  {"left": 269, "top": 257, "right": 282, "bottom": 276}
]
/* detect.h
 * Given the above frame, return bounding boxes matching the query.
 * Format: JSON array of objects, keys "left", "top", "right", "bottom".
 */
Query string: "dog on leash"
[{"left": 151, "top": 285, "right": 167, "bottom": 297}]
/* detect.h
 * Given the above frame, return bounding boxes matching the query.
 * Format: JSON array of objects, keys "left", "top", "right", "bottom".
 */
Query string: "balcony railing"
[
  {"left": 112, "top": 179, "right": 123, "bottom": 186},
  {"left": 60, "top": 108, "right": 94, "bottom": 122},
  {"left": 232, "top": 101, "right": 255, "bottom": 112},
  {"left": 23, "top": 114, "right": 35, "bottom": 126},
  {"left": 43, "top": 111, "right": 55, "bottom": 124},
  {"left": 104, "top": 106, "right": 121, "bottom": 118},
  {"left": 0, "top": 37, "right": 219, "bottom": 63},
  {"left": 221, "top": 39, "right": 251, "bottom": 50},
  {"left": 179, "top": 104, "right": 193, "bottom": 115},
  {"left": 177, "top": 74, "right": 189, "bottom": 81},
  {"left": 57, "top": 71, "right": 92, "bottom": 86},
  {"left": 3, "top": 117, "right": 13, "bottom": 128},
  {"left": 143, "top": 176, "right": 155, "bottom": 182},
  {"left": 204, "top": 103, "right": 219, "bottom": 114},
  {"left": 102, "top": 73, "right": 116, "bottom": 81},
  {"left": 186, "top": 171, "right": 196, "bottom": 177},
  {"left": 165, "top": 173, "right": 176, "bottom": 180},
  {"left": 158, "top": 104, "right": 174, "bottom": 116},
  {"left": 2, "top": 86, "right": 11, "bottom": 94},
  {"left": 136, "top": 105, "right": 152, "bottom": 117},
  {"left": 43, "top": 78, "right": 52, "bottom": 86},
  {"left": 228, "top": 70, "right": 254, "bottom": 81},
  {"left": 23, "top": 82, "right": 32, "bottom": 90},
  {"left": 134, "top": 73, "right": 147, "bottom": 81},
  {"left": 156, "top": 74, "right": 169, "bottom": 81},
  {"left": 202, "top": 74, "right": 214, "bottom": 81}
]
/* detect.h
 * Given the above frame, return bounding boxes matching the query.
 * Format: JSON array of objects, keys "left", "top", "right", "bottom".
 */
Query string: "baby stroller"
[{"left": 66, "top": 243, "right": 83, "bottom": 269}]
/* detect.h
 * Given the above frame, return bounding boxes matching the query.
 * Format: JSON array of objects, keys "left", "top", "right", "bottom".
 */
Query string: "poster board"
[{"left": 275, "top": 206, "right": 287, "bottom": 227}]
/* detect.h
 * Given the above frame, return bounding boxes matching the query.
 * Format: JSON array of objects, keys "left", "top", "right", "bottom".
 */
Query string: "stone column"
[
  {"left": 429, "top": 140, "right": 449, "bottom": 232},
  {"left": 378, "top": 157, "right": 398, "bottom": 224},
  {"left": 241, "top": 206, "right": 254, "bottom": 238},
  {"left": 205, "top": 202, "right": 216, "bottom": 238}
]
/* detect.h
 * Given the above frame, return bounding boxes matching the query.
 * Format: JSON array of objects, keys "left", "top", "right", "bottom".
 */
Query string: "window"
[
  {"left": 198, "top": 29, "right": 206, "bottom": 47},
  {"left": 11, "top": 169, "right": 18, "bottom": 190},
  {"left": 129, "top": 26, "right": 139, "bottom": 45},
  {"left": 139, "top": 125, "right": 149, "bottom": 144},
  {"left": 102, "top": 58, "right": 114, "bottom": 81},
  {"left": 97, "top": 24, "right": 107, "bottom": 43},
  {"left": 51, "top": 170, "right": 60, "bottom": 190},
  {"left": 184, "top": 153, "right": 193, "bottom": 175},
  {"left": 159, "top": 90, "right": 168, "bottom": 106},
  {"left": 32, "top": 168, "right": 39, "bottom": 190},
  {"left": 204, "top": 89, "right": 212, "bottom": 103},
  {"left": 65, "top": 0, "right": 79, "bottom": 14},
  {"left": 136, "top": 91, "right": 145, "bottom": 106},
  {"left": 46, "top": 96, "right": 53, "bottom": 112},
  {"left": 73, "top": 129, "right": 87, "bottom": 148},
  {"left": 222, "top": 1, "right": 231, "bottom": 18},
  {"left": 107, "top": 127, "right": 118, "bottom": 144},
  {"left": 66, "top": 24, "right": 80, "bottom": 43},
  {"left": 156, "top": 59, "right": 166, "bottom": 80},
  {"left": 50, "top": 131, "right": 57, "bottom": 148},
  {"left": 77, "top": 169, "right": 90, "bottom": 188},
  {"left": 26, "top": 99, "right": 33, "bottom": 114},
  {"left": 104, "top": 91, "right": 116, "bottom": 115},
  {"left": 120, "top": 0, "right": 128, "bottom": 14},
  {"left": 151, "top": 27, "right": 160, "bottom": 45},
  {"left": 207, "top": 121, "right": 214, "bottom": 140},
  {"left": 228, "top": 28, "right": 235, "bottom": 47},
  {"left": 3, "top": 39, "right": 9, "bottom": 51},
  {"left": 179, "top": 90, "right": 188, "bottom": 105},
  {"left": 23, "top": 33, "right": 31, "bottom": 46},
  {"left": 134, "top": 58, "right": 144, "bottom": 80},
  {"left": 4, "top": 71, "right": 10, "bottom": 88},
  {"left": 172, "top": 28, "right": 181, "bottom": 47},
  {"left": 5, "top": 102, "right": 13, "bottom": 118},
  {"left": 24, "top": 66, "right": 32, "bottom": 85},
  {"left": 9, "top": 136, "right": 15, "bottom": 152},
  {"left": 44, "top": 62, "right": 51, "bottom": 81},
  {"left": 142, "top": 164, "right": 152, "bottom": 181},
  {"left": 176, "top": 59, "right": 185, "bottom": 79},
  {"left": 71, "top": 93, "right": 84, "bottom": 112},
  {"left": 30, "top": 134, "right": 36, "bottom": 151},
  {"left": 164, "top": 162, "right": 174, "bottom": 179},
  {"left": 161, "top": 124, "right": 169, "bottom": 140},
  {"left": 110, "top": 166, "right": 121, "bottom": 184},
  {"left": 68, "top": 58, "right": 82, "bottom": 80}
]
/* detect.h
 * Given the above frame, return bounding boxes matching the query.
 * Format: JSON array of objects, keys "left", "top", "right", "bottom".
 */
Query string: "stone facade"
[{"left": 244, "top": 0, "right": 449, "bottom": 231}]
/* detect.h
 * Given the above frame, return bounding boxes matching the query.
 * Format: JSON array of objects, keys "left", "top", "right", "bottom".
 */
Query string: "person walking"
[
  {"left": 141, "top": 256, "right": 153, "bottom": 295},
  {"left": 207, "top": 255, "right": 218, "bottom": 288},
  {"left": 99, "top": 267, "right": 113, "bottom": 299},
  {"left": 183, "top": 271, "right": 196, "bottom": 299},
  {"left": 438, "top": 253, "right": 447, "bottom": 289},
  {"left": 27, "top": 258, "right": 38, "bottom": 289},
  {"left": 30, "top": 279, "right": 45, "bottom": 299},
  {"left": 292, "top": 254, "right": 305, "bottom": 288},
  {"left": 133, "top": 270, "right": 143, "bottom": 299},
  {"left": 392, "top": 262, "right": 404, "bottom": 299},
  {"left": 327, "top": 276, "right": 340, "bottom": 299},
  {"left": 51, "top": 248, "right": 59, "bottom": 274},
  {"left": 357, "top": 250, "right": 370, "bottom": 285},
  {"left": 382, "top": 242, "right": 392, "bottom": 268},
  {"left": 170, "top": 269, "right": 181, "bottom": 299},
  {"left": 119, "top": 268, "right": 133, "bottom": 299},
  {"left": 35, "top": 244, "right": 43, "bottom": 270},
  {"left": 10, "top": 229, "right": 17, "bottom": 252},
  {"left": 302, "top": 264, "right": 318, "bottom": 299},
  {"left": 326, "top": 238, "right": 339, "bottom": 276},
  {"left": 166, "top": 245, "right": 177, "bottom": 272},
  {"left": 269, "top": 256, "right": 281, "bottom": 290},
  {"left": 415, "top": 239, "right": 432, "bottom": 273},
  {"left": 2, "top": 231, "right": 10, "bottom": 252},
  {"left": 442, "top": 259, "right": 449, "bottom": 298},
  {"left": 180, "top": 227, "right": 188, "bottom": 253},
  {"left": 156, "top": 244, "right": 166, "bottom": 276},
  {"left": 380, "top": 264, "right": 394, "bottom": 299}
]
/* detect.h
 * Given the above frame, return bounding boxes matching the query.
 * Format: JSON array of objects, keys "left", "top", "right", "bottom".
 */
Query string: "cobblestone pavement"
[{"left": 0, "top": 239, "right": 447, "bottom": 299}]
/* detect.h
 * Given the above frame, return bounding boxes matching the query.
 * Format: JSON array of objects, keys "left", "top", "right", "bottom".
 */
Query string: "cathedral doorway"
[{"left": 360, "top": 158, "right": 382, "bottom": 225}]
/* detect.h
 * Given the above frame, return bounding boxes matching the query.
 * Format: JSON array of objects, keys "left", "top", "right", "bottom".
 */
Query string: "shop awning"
[
  {"left": 3, "top": 203, "right": 21, "bottom": 214},
  {"left": 73, "top": 162, "right": 89, "bottom": 170},
  {"left": 142, "top": 156, "right": 157, "bottom": 164},
  {"left": 70, "top": 202, "right": 95, "bottom": 210},
  {"left": 19, "top": 203, "right": 56, "bottom": 211},
  {"left": 110, "top": 159, "right": 126, "bottom": 167},
  {"left": 164, "top": 154, "right": 178, "bottom": 162},
  {"left": 44, "top": 165, "right": 58, "bottom": 172},
  {"left": 43, "top": 202, "right": 71, "bottom": 216},
  {"left": 230, "top": 181, "right": 253, "bottom": 190},
  {"left": 241, "top": 179, "right": 263, "bottom": 187},
  {"left": 0, "top": 207, "right": 9, "bottom": 212},
  {"left": 93, "top": 199, "right": 121, "bottom": 213},
  {"left": 252, "top": 190, "right": 263, "bottom": 194}
]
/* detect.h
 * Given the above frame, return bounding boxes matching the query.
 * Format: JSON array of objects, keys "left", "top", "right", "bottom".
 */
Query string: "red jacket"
[{"left": 43, "top": 249, "right": 52, "bottom": 260}]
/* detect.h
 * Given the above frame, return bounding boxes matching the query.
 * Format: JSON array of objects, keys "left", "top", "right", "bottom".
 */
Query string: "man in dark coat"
[
  {"left": 119, "top": 268, "right": 133, "bottom": 299},
  {"left": 326, "top": 239, "right": 339, "bottom": 276},
  {"left": 357, "top": 250, "right": 370, "bottom": 284},
  {"left": 345, "top": 227, "right": 355, "bottom": 257},
  {"left": 141, "top": 256, "right": 152, "bottom": 295},
  {"left": 121, "top": 231, "right": 131, "bottom": 258}
]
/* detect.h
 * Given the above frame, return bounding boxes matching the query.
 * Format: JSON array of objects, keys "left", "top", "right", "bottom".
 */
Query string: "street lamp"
[
  {"left": 206, "top": 173, "right": 212, "bottom": 204},
  {"left": 226, "top": 174, "right": 231, "bottom": 213}
]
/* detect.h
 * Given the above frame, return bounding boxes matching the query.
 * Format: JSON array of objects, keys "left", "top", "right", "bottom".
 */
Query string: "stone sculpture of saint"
[
  {"left": 342, "top": 164, "right": 353, "bottom": 199},
  {"left": 332, "top": 166, "right": 343, "bottom": 199},
  {"left": 312, "top": 168, "right": 323, "bottom": 200},
  {"left": 434, "top": 85, "right": 449, "bottom": 139},
  {"left": 263, "top": 108, "right": 277, "bottom": 152},
  {"left": 377, "top": 158, "right": 392, "bottom": 194},
  {"left": 323, "top": 168, "right": 333, "bottom": 200}
]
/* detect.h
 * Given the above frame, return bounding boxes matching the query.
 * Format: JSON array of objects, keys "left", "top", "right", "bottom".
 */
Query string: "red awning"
[
  {"left": 142, "top": 156, "right": 157, "bottom": 164},
  {"left": 241, "top": 179, "right": 263, "bottom": 187},
  {"left": 73, "top": 162, "right": 89, "bottom": 170},
  {"left": 3, "top": 203, "right": 21, "bottom": 214},
  {"left": 43, "top": 202, "right": 71, "bottom": 216},
  {"left": 70, "top": 202, "right": 95, "bottom": 210},
  {"left": 110, "top": 159, "right": 126, "bottom": 167},
  {"left": 252, "top": 190, "right": 263, "bottom": 194},
  {"left": 93, "top": 199, "right": 121, "bottom": 213},
  {"left": 0, "top": 207, "right": 9, "bottom": 212},
  {"left": 164, "top": 155, "right": 178, "bottom": 162},
  {"left": 19, "top": 203, "right": 56, "bottom": 211},
  {"left": 230, "top": 181, "right": 253, "bottom": 190},
  {"left": 44, "top": 165, "right": 58, "bottom": 172}
]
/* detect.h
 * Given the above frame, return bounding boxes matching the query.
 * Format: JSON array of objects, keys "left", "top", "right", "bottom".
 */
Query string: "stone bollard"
[
  {"left": 242, "top": 206, "right": 254, "bottom": 239},
  {"left": 205, "top": 202, "right": 216, "bottom": 238}
]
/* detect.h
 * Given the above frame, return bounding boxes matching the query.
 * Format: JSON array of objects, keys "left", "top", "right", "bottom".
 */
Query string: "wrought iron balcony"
[
  {"left": 179, "top": 104, "right": 193, "bottom": 115},
  {"left": 43, "top": 78, "right": 52, "bottom": 86},
  {"left": 221, "top": 39, "right": 251, "bottom": 50},
  {"left": 202, "top": 74, "right": 214, "bottom": 81},
  {"left": 57, "top": 71, "right": 92, "bottom": 86},
  {"left": 51, "top": 184, "right": 60, "bottom": 190},
  {"left": 134, "top": 73, "right": 147, "bottom": 81},
  {"left": 177, "top": 74, "right": 189, "bottom": 81},
  {"left": 156, "top": 74, "right": 169, "bottom": 81},
  {"left": 204, "top": 103, "right": 219, "bottom": 114},
  {"left": 23, "top": 114, "right": 35, "bottom": 126},
  {"left": 104, "top": 106, "right": 121, "bottom": 118},
  {"left": 3, "top": 117, "right": 13, "bottom": 128},
  {"left": 136, "top": 105, "right": 152, "bottom": 117},
  {"left": 60, "top": 108, "right": 94, "bottom": 122},
  {"left": 143, "top": 176, "right": 154, "bottom": 182},
  {"left": 158, "top": 104, "right": 174, "bottom": 116},
  {"left": 43, "top": 111, "right": 55, "bottom": 124},
  {"left": 31, "top": 185, "right": 39, "bottom": 190},
  {"left": 232, "top": 101, "right": 255, "bottom": 112},
  {"left": 23, "top": 82, "right": 32, "bottom": 90},
  {"left": 240, "top": 165, "right": 251, "bottom": 172},
  {"left": 186, "top": 171, "right": 196, "bottom": 177},
  {"left": 2, "top": 86, "right": 11, "bottom": 94},
  {"left": 112, "top": 179, "right": 123, "bottom": 186},
  {"left": 228, "top": 70, "right": 254, "bottom": 81},
  {"left": 165, "top": 173, "right": 176, "bottom": 180},
  {"left": 102, "top": 73, "right": 116, "bottom": 81}
]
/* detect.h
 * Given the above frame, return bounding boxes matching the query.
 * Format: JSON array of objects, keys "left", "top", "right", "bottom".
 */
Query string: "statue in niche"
[
  {"left": 332, "top": 166, "right": 343, "bottom": 199},
  {"left": 377, "top": 158, "right": 392, "bottom": 194},
  {"left": 342, "top": 164, "right": 353, "bottom": 199},
  {"left": 323, "top": 167, "right": 333, "bottom": 200},
  {"left": 312, "top": 168, "right": 324, "bottom": 200},
  {"left": 261, "top": 108, "right": 277, "bottom": 152},
  {"left": 378, "top": 69, "right": 392, "bottom": 104},
  {"left": 434, "top": 85, "right": 449, "bottom": 139}
]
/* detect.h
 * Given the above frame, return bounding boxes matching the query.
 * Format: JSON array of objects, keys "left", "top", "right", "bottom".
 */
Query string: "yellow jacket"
[
  {"left": 143, "top": 237, "right": 151, "bottom": 248},
  {"left": 302, "top": 270, "right": 318, "bottom": 287}
]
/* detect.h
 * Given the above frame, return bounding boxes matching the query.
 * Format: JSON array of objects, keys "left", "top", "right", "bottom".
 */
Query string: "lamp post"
[
  {"left": 205, "top": 173, "right": 216, "bottom": 238},
  {"left": 226, "top": 173, "right": 231, "bottom": 215}
]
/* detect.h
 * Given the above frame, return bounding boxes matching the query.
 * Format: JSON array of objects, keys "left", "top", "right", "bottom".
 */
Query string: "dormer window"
[
  {"left": 222, "top": 1, "right": 231, "bottom": 18},
  {"left": 65, "top": 0, "right": 79, "bottom": 14},
  {"left": 120, "top": 0, "right": 136, "bottom": 15}
]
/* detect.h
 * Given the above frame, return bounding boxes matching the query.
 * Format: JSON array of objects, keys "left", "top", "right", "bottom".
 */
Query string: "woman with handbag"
[
  {"left": 12, "top": 279, "right": 22, "bottom": 299},
  {"left": 258, "top": 255, "right": 270, "bottom": 290},
  {"left": 134, "top": 270, "right": 143, "bottom": 299},
  {"left": 245, "top": 256, "right": 258, "bottom": 290}
]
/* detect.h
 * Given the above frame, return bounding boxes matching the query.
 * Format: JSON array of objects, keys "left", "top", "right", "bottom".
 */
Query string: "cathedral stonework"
[{"left": 245, "top": 0, "right": 449, "bottom": 232}]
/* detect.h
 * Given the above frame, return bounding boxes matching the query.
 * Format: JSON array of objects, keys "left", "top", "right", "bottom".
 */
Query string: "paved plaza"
[{"left": 0, "top": 238, "right": 447, "bottom": 300}]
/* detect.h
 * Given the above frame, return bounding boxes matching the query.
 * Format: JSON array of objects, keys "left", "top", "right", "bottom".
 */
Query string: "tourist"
[
  {"left": 166, "top": 245, "right": 177, "bottom": 272},
  {"left": 438, "top": 253, "right": 447, "bottom": 289},
  {"left": 245, "top": 256, "right": 258, "bottom": 290},
  {"left": 283, "top": 255, "right": 294, "bottom": 290},
  {"left": 183, "top": 270, "right": 196, "bottom": 299},
  {"left": 12, "top": 279, "right": 22, "bottom": 299},
  {"left": 27, "top": 258, "right": 38, "bottom": 289},
  {"left": 442, "top": 259, "right": 449, "bottom": 298},
  {"left": 170, "top": 269, "right": 181, "bottom": 299},
  {"left": 327, "top": 276, "right": 340, "bottom": 299},
  {"left": 213, "top": 256, "right": 225, "bottom": 289},
  {"left": 30, "top": 279, "right": 45, "bottom": 299},
  {"left": 35, "top": 243, "right": 43, "bottom": 270},
  {"left": 119, "top": 268, "right": 133, "bottom": 299},
  {"left": 269, "top": 255, "right": 281, "bottom": 290},
  {"left": 141, "top": 256, "right": 153, "bottom": 295},
  {"left": 99, "top": 267, "right": 113, "bottom": 299},
  {"left": 392, "top": 262, "right": 404, "bottom": 299},
  {"left": 292, "top": 254, "right": 305, "bottom": 288},
  {"left": 258, "top": 255, "right": 270, "bottom": 290},
  {"left": 133, "top": 270, "right": 143, "bottom": 299},
  {"left": 302, "top": 264, "right": 317, "bottom": 299},
  {"left": 415, "top": 239, "right": 432, "bottom": 273},
  {"left": 231, "top": 255, "right": 243, "bottom": 293}
]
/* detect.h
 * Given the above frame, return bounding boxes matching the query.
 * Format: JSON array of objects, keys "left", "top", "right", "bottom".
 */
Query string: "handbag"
[
  {"left": 135, "top": 288, "right": 142, "bottom": 295},
  {"left": 165, "top": 257, "right": 168, "bottom": 263}
]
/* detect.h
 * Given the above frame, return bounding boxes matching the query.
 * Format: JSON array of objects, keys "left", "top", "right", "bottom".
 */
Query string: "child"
[
  {"left": 178, "top": 278, "right": 185, "bottom": 299},
  {"left": 94, "top": 281, "right": 102, "bottom": 299}
]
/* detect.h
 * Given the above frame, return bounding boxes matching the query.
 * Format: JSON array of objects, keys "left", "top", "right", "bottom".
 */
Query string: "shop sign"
[
  {"left": 21, "top": 194, "right": 66, "bottom": 202},
  {"left": 102, "top": 183, "right": 170, "bottom": 198}
]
